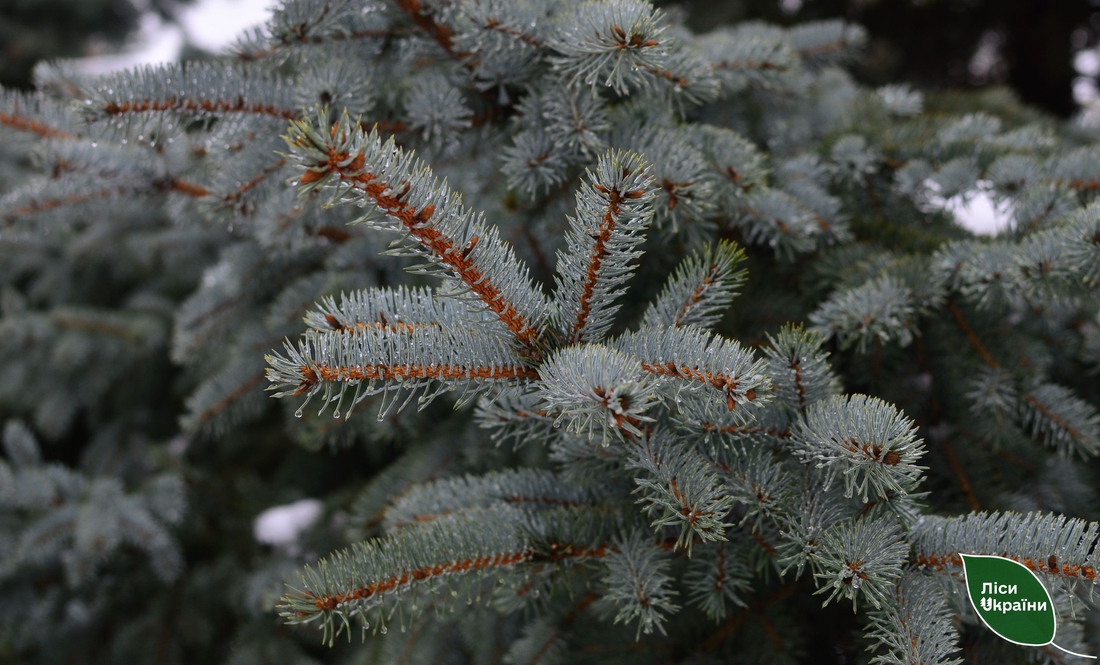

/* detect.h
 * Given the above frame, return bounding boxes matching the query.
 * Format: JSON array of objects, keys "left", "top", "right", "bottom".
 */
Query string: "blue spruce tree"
[{"left": 3, "top": 1, "right": 1100, "bottom": 663}]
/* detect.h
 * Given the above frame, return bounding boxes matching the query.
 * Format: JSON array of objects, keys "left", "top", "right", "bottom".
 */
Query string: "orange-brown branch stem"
[
  {"left": 305, "top": 544, "right": 610, "bottom": 613},
  {"left": 296, "top": 362, "right": 540, "bottom": 395},
  {"left": 0, "top": 111, "right": 75, "bottom": 140},
  {"left": 918, "top": 552, "right": 1098, "bottom": 581},
  {"left": 309, "top": 149, "right": 545, "bottom": 358},
  {"left": 941, "top": 437, "right": 981, "bottom": 512},
  {"left": 673, "top": 263, "right": 718, "bottom": 328},
  {"left": 641, "top": 362, "right": 757, "bottom": 411},
  {"left": 101, "top": 98, "right": 298, "bottom": 120}
]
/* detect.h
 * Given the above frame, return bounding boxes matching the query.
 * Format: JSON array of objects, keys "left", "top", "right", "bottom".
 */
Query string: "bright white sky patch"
[
  {"left": 925, "top": 179, "right": 1014, "bottom": 236},
  {"left": 943, "top": 184, "right": 1015, "bottom": 236},
  {"left": 78, "top": 14, "right": 184, "bottom": 74},
  {"left": 253, "top": 498, "right": 324, "bottom": 546},
  {"left": 76, "top": 0, "right": 276, "bottom": 74},
  {"left": 179, "top": 0, "right": 278, "bottom": 52}
]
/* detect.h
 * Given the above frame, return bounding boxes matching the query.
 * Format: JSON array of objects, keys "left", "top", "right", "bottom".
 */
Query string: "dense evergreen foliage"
[{"left": 4, "top": 1, "right": 1100, "bottom": 663}]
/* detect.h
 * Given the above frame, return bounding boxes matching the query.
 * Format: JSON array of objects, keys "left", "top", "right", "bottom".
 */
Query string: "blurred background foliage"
[
  {"left": 5, "top": 0, "right": 1096, "bottom": 119},
  {"left": 661, "top": 0, "right": 1097, "bottom": 118},
  {"left": 1, "top": 0, "right": 174, "bottom": 89}
]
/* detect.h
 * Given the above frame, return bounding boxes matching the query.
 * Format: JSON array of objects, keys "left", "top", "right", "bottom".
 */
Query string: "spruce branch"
[
  {"left": 1, "top": 422, "right": 186, "bottom": 587},
  {"left": 625, "top": 427, "right": 734, "bottom": 550},
  {"left": 382, "top": 469, "right": 594, "bottom": 530},
  {"left": 282, "top": 506, "right": 533, "bottom": 643},
  {"left": 79, "top": 62, "right": 301, "bottom": 125},
  {"left": 536, "top": 344, "right": 660, "bottom": 443},
  {"left": 641, "top": 239, "right": 746, "bottom": 331},
  {"left": 548, "top": 0, "right": 671, "bottom": 95},
  {"left": 683, "top": 540, "right": 752, "bottom": 620},
  {"left": 393, "top": 0, "right": 463, "bottom": 60},
  {"left": 3, "top": 185, "right": 127, "bottom": 228},
  {"left": 475, "top": 386, "right": 557, "bottom": 447},
  {"left": 0, "top": 90, "right": 81, "bottom": 140},
  {"left": 716, "top": 446, "right": 795, "bottom": 528},
  {"left": 1057, "top": 202, "right": 1100, "bottom": 287},
  {"left": 539, "top": 82, "right": 611, "bottom": 158},
  {"left": 789, "top": 19, "right": 866, "bottom": 67},
  {"left": 266, "top": 321, "right": 540, "bottom": 419},
  {"left": 620, "top": 125, "right": 716, "bottom": 236},
  {"left": 347, "top": 437, "right": 459, "bottom": 534},
  {"left": 596, "top": 530, "right": 679, "bottom": 637},
  {"left": 809, "top": 276, "right": 916, "bottom": 352},
  {"left": 792, "top": 394, "right": 926, "bottom": 502},
  {"left": 501, "top": 128, "right": 574, "bottom": 197},
  {"left": 303, "top": 285, "right": 483, "bottom": 334},
  {"left": 762, "top": 324, "right": 841, "bottom": 415},
  {"left": 236, "top": 0, "right": 392, "bottom": 61},
  {"left": 552, "top": 149, "right": 656, "bottom": 344},
  {"left": 1019, "top": 384, "right": 1100, "bottom": 458},
  {"left": 775, "top": 477, "right": 847, "bottom": 578},
  {"left": 697, "top": 418, "right": 792, "bottom": 441},
  {"left": 812, "top": 514, "right": 908, "bottom": 611},
  {"left": 687, "top": 125, "right": 769, "bottom": 216},
  {"left": 285, "top": 110, "right": 553, "bottom": 358},
  {"left": 912, "top": 512, "right": 1100, "bottom": 595},
  {"left": 450, "top": 0, "right": 550, "bottom": 91},
  {"left": 734, "top": 188, "right": 823, "bottom": 258},
  {"left": 181, "top": 358, "right": 268, "bottom": 436},
  {"left": 698, "top": 24, "right": 798, "bottom": 94},
  {"left": 457, "top": 0, "right": 546, "bottom": 50},
  {"left": 639, "top": 34, "right": 720, "bottom": 109},
  {"left": 867, "top": 573, "right": 962, "bottom": 665},
  {"left": 615, "top": 324, "right": 771, "bottom": 413},
  {"left": 279, "top": 505, "right": 615, "bottom": 644},
  {"left": 2, "top": 420, "right": 40, "bottom": 469}
]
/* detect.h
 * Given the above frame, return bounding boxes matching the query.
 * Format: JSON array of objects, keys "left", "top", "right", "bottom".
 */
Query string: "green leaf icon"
[{"left": 961, "top": 554, "right": 1055, "bottom": 647}]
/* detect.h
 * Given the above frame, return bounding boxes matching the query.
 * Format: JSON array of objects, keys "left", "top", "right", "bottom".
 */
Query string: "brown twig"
[
  {"left": 946, "top": 297, "right": 998, "bottom": 368},
  {"left": 941, "top": 437, "right": 981, "bottom": 511},
  {"left": 703, "top": 579, "right": 804, "bottom": 651}
]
